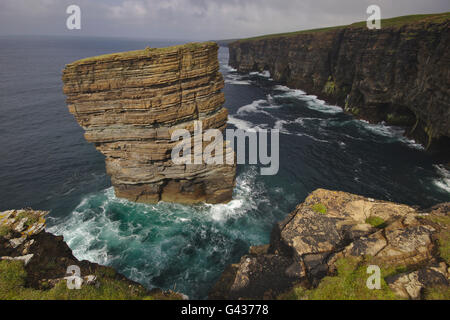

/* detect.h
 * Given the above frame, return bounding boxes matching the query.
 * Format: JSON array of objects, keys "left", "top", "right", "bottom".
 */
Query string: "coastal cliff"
[
  {"left": 0, "top": 209, "right": 184, "bottom": 299},
  {"left": 228, "top": 13, "right": 450, "bottom": 152},
  {"left": 62, "top": 42, "right": 235, "bottom": 204},
  {"left": 210, "top": 189, "right": 450, "bottom": 300}
]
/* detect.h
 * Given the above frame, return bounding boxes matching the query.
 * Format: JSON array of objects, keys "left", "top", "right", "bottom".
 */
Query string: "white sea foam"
[
  {"left": 355, "top": 120, "right": 424, "bottom": 150},
  {"left": 272, "top": 84, "right": 342, "bottom": 114},
  {"left": 433, "top": 165, "right": 450, "bottom": 193},
  {"left": 224, "top": 73, "right": 252, "bottom": 85},
  {"left": 227, "top": 115, "right": 262, "bottom": 131},
  {"left": 249, "top": 70, "right": 271, "bottom": 78},
  {"left": 236, "top": 98, "right": 281, "bottom": 116},
  {"left": 273, "top": 118, "right": 329, "bottom": 143},
  {"left": 223, "top": 64, "right": 237, "bottom": 72},
  {"left": 237, "top": 99, "right": 269, "bottom": 115}
]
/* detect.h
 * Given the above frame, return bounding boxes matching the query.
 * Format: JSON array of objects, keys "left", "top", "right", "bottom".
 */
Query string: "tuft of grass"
[
  {"left": 423, "top": 215, "right": 450, "bottom": 264},
  {"left": 278, "top": 257, "right": 399, "bottom": 300},
  {"left": 311, "top": 203, "right": 327, "bottom": 215},
  {"left": 0, "top": 225, "right": 12, "bottom": 237},
  {"left": 424, "top": 285, "right": 450, "bottom": 300},
  {"left": 323, "top": 77, "right": 336, "bottom": 95},
  {"left": 16, "top": 210, "right": 39, "bottom": 227},
  {"left": 365, "top": 216, "right": 387, "bottom": 229}
]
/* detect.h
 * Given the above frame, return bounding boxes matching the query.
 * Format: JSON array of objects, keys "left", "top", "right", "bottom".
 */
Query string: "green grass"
[
  {"left": 233, "top": 12, "right": 449, "bottom": 42},
  {"left": 68, "top": 42, "right": 215, "bottom": 66},
  {"left": 424, "top": 215, "right": 450, "bottom": 264},
  {"left": 424, "top": 285, "right": 450, "bottom": 300},
  {"left": 0, "top": 260, "right": 182, "bottom": 300},
  {"left": 311, "top": 203, "right": 327, "bottom": 215},
  {"left": 365, "top": 216, "right": 387, "bottom": 229},
  {"left": 278, "top": 257, "right": 399, "bottom": 300},
  {"left": 0, "top": 225, "right": 12, "bottom": 237},
  {"left": 323, "top": 77, "right": 336, "bottom": 95},
  {"left": 16, "top": 210, "right": 39, "bottom": 227}
]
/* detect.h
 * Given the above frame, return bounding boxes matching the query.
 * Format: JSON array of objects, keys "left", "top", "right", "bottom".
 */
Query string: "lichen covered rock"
[{"left": 210, "top": 189, "right": 450, "bottom": 299}]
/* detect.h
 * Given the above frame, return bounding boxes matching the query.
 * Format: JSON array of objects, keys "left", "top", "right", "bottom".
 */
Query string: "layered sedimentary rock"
[
  {"left": 210, "top": 189, "right": 450, "bottom": 300},
  {"left": 63, "top": 42, "right": 235, "bottom": 204},
  {"left": 228, "top": 13, "right": 450, "bottom": 152},
  {"left": 0, "top": 209, "right": 185, "bottom": 299}
]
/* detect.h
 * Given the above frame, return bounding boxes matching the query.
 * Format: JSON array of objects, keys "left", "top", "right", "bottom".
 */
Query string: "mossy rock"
[
  {"left": 278, "top": 257, "right": 400, "bottom": 300},
  {"left": 311, "top": 203, "right": 327, "bottom": 214},
  {"left": 323, "top": 77, "right": 336, "bottom": 96},
  {"left": 0, "top": 260, "right": 183, "bottom": 300},
  {"left": 365, "top": 216, "right": 387, "bottom": 229}
]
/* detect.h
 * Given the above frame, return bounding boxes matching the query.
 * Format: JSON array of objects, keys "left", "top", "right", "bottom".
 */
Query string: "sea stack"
[{"left": 62, "top": 42, "right": 236, "bottom": 204}]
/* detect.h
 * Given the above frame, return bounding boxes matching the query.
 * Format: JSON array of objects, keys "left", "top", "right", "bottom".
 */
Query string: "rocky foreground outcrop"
[
  {"left": 228, "top": 13, "right": 450, "bottom": 153},
  {"left": 209, "top": 189, "right": 450, "bottom": 300},
  {"left": 0, "top": 209, "right": 184, "bottom": 299},
  {"left": 63, "top": 42, "right": 235, "bottom": 204}
]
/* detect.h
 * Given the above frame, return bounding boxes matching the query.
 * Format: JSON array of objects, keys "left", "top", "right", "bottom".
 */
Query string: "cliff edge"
[
  {"left": 63, "top": 42, "right": 236, "bottom": 204},
  {"left": 210, "top": 189, "right": 450, "bottom": 300},
  {"left": 228, "top": 13, "right": 450, "bottom": 154}
]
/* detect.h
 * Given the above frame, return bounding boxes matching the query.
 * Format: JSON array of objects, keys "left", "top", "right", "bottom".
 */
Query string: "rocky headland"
[
  {"left": 228, "top": 13, "right": 450, "bottom": 154},
  {"left": 210, "top": 189, "right": 450, "bottom": 300},
  {"left": 62, "top": 42, "right": 235, "bottom": 204},
  {"left": 0, "top": 209, "right": 184, "bottom": 299}
]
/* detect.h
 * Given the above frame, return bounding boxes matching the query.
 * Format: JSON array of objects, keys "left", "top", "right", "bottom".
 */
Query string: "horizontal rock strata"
[
  {"left": 228, "top": 13, "right": 450, "bottom": 152},
  {"left": 209, "top": 189, "right": 450, "bottom": 300},
  {"left": 63, "top": 42, "right": 235, "bottom": 204}
]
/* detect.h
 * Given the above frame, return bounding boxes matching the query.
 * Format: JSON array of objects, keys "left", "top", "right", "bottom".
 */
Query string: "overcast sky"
[{"left": 0, "top": 0, "right": 449, "bottom": 40}]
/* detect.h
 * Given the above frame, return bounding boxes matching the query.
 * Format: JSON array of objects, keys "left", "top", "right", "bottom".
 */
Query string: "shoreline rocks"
[
  {"left": 209, "top": 189, "right": 450, "bottom": 300},
  {"left": 62, "top": 42, "right": 236, "bottom": 205},
  {"left": 0, "top": 209, "right": 185, "bottom": 300}
]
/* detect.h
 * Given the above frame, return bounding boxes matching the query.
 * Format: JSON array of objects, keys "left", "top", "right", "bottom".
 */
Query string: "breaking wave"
[{"left": 47, "top": 166, "right": 287, "bottom": 299}]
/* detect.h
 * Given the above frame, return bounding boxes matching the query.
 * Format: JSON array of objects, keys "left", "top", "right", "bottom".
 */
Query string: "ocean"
[{"left": 0, "top": 35, "right": 449, "bottom": 299}]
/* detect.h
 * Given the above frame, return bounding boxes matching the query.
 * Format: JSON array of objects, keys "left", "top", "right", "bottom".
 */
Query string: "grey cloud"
[{"left": 0, "top": 0, "right": 448, "bottom": 40}]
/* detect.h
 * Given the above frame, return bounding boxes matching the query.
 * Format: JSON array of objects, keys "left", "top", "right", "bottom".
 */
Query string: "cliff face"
[
  {"left": 210, "top": 189, "right": 450, "bottom": 300},
  {"left": 63, "top": 42, "right": 235, "bottom": 204},
  {"left": 229, "top": 14, "right": 450, "bottom": 152},
  {"left": 0, "top": 209, "right": 184, "bottom": 299}
]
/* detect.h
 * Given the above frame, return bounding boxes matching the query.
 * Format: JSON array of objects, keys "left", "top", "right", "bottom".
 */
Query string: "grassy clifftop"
[
  {"left": 67, "top": 41, "right": 216, "bottom": 66},
  {"left": 233, "top": 12, "right": 450, "bottom": 42}
]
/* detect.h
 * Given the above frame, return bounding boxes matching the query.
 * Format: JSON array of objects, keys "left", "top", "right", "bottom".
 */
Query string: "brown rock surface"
[
  {"left": 62, "top": 42, "right": 235, "bottom": 204},
  {"left": 210, "top": 189, "right": 450, "bottom": 299}
]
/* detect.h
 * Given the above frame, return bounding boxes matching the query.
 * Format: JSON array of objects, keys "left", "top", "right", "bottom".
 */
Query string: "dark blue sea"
[{"left": 0, "top": 35, "right": 449, "bottom": 299}]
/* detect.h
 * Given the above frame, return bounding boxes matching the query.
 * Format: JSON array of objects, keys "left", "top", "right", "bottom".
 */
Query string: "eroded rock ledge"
[
  {"left": 209, "top": 189, "right": 450, "bottom": 300},
  {"left": 63, "top": 42, "right": 235, "bottom": 204},
  {"left": 228, "top": 13, "right": 450, "bottom": 153},
  {"left": 0, "top": 209, "right": 184, "bottom": 299}
]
